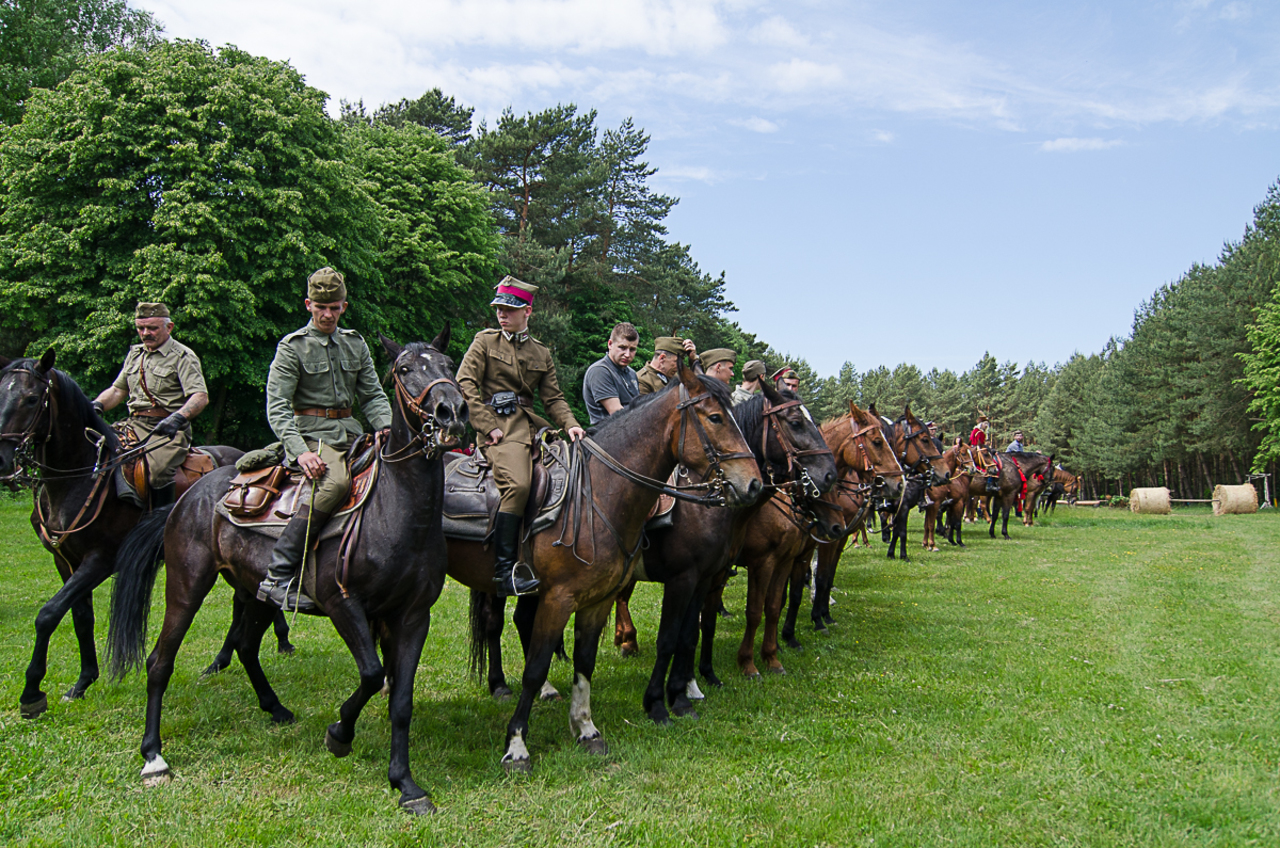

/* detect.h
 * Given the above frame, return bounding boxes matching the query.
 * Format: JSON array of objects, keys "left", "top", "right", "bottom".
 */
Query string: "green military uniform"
[
  {"left": 110, "top": 336, "right": 206, "bottom": 487},
  {"left": 457, "top": 327, "right": 581, "bottom": 514},
  {"left": 636, "top": 363, "right": 668, "bottom": 395},
  {"left": 265, "top": 321, "right": 392, "bottom": 514}
]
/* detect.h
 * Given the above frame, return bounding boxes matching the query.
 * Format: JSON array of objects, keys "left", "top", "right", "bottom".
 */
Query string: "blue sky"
[{"left": 142, "top": 0, "right": 1280, "bottom": 377}]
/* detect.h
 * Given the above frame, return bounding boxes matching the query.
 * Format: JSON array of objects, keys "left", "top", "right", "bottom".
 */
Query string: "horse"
[
  {"left": 920, "top": 442, "right": 973, "bottom": 551},
  {"left": 447, "top": 360, "right": 763, "bottom": 770},
  {"left": 781, "top": 400, "right": 905, "bottom": 643},
  {"left": 607, "top": 383, "right": 837, "bottom": 721},
  {"left": 986, "top": 450, "right": 1055, "bottom": 538},
  {"left": 1030, "top": 465, "right": 1079, "bottom": 518},
  {"left": 0, "top": 350, "right": 264, "bottom": 719},
  {"left": 874, "top": 404, "right": 951, "bottom": 562},
  {"left": 106, "top": 329, "right": 467, "bottom": 814}
]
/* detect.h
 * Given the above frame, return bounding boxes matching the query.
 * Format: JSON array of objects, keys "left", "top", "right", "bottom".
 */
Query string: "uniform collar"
[
  {"left": 306, "top": 321, "right": 338, "bottom": 343},
  {"left": 141, "top": 337, "right": 175, "bottom": 356},
  {"left": 501, "top": 329, "right": 530, "bottom": 344}
]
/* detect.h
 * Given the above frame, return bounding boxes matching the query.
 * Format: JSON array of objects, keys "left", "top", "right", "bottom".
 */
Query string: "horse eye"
[
  {"left": 708, "top": 413, "right": 723, "bottom": 424},
  {"left": 789, "top": 418, "right": 803, "bottom": 430}
]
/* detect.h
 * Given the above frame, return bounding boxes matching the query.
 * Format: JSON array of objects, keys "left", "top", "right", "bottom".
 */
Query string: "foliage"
[{"left": 338, "top": 87, "right": 474, "bottom": 147}]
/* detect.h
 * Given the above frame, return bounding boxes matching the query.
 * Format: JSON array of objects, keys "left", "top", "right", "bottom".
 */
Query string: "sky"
[{"left": 140, "top": 0, "right": 1280, "bottom": 378}]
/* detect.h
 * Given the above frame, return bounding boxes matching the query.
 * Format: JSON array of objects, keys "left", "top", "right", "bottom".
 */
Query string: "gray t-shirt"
[{"left": 583, "top": 355, "right": 640, "bottom": 424}]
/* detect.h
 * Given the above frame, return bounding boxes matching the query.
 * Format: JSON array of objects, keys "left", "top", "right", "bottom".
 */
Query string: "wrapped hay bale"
[
  {"left": 1212, "top": 483, "right": 1258, "bottom": 515},
  {"left": 1129, "top": 487, "right": 1171, "bottom": 515}
]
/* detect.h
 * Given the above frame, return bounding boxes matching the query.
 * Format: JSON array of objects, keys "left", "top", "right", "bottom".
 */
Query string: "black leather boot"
[
  {"left": 493, "top": 511, "right": 539, "bottom": 598},
  {"left": 257, "top": 507, "right": 331, "bottom": 612},
  {"left": 985, "top": 475, "right": 1000, "bottom": 495},
  {"left": 149, "top": 482, "right": 176, "bottom": 510}
]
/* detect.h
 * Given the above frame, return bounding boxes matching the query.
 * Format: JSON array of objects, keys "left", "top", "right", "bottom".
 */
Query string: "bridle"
[
  {"left": 759, "top": 397, "right": 834, "bottom": 501},
  {"left": 0, "top": 365, "right": 56, "bottom": 462},
  {"left": 381, "top": 359, "right": 461, "bottom": 462}
]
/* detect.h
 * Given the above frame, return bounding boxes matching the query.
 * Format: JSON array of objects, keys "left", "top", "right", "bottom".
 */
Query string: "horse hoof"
[
  {"left": 200, "top": 662, "right": 227, "bottom": 678},
  {"left": 400, "top": 795, "right": 437, "bottom": 816},
  {"left": 672, "top": 704, "right": 700, "bottom": 720},
  {"left": 578, "top": 735, "right": 608, "bottom": 756},
  {"left": 141, "top": 755, "right": 171, "bottom": 787},
  {"left": 61, "top": 686, "right": 84, "bottom": 703},
  {"left": 619, "top": 644, "right": 639, "bottom": 658},
  {"left": 491, "top": 685, "right": 513, "bottom": 701},
  {"left": 743, "top": 671, "right": 762, "bottom": 681},
  {"left": 19, "top": 695, "right": 47, "bottom": 719},
  {"left": 538, "top": 687, "right": 562, "bottom": 703},
  {"left": 271, "top": 706, "right": 295, "bottom": 724},
  {"left": 325, "top": 727, "right": 352, "bottom": 758},
  {"left": 785, "top": 639, "right": 803, "bottom": 650},
  {"left": 649, "top": 710, "right": 671, "bottom": 726},
  {"left": 277, "top": 643, "right": 295, "bottom": 655},
  {"left": 768, "top": 666, "right": 788, "bottom": 676},
  {"left": 501, "top": 755, "right": 532, "bottom": 774},
  {"left": 142, "top": 770, "right": 172, "bottom": 788}
]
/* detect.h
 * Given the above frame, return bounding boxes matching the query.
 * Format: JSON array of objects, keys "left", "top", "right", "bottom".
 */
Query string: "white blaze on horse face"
[
  {"left": 569, "top": 673, "right": 600, "bottom": 741},
  {"left": 502, "top": 730, "right": 530, "bottom": 764}
]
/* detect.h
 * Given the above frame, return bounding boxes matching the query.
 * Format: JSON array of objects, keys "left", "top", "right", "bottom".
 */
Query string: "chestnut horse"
[
  {"left": 920, "top": 443, "right": 974, "bottom": 551},
  {"left": 107, "top": 330, "right": 467, "bottom": 814},
  {"left": 449, "top": 361, "right": 763, "bottom": 770},
  {"left": 0, "top": 351, "right": 257, "bottom": 720}
]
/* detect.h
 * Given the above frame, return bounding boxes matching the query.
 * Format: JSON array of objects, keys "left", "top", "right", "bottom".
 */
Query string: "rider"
[
  {"left": 581, "top": 322, "right": 640, "bottom": 425},
  {"left": 969, "top": 415, "right": 989, "bottom": 447},
  {"left": 93, "top": 302, "right": 209, "bottom": 509},
  {"left": 457, "top": 276, "right": 586, "bottom": 597},
  {"left": 637, "top": 336, "right": 698, "bottom": 395},
  {"left": 1006, "top": 430, "right": 1025, "bottom": 453},
  {"left": 968, "top": 415, "right": 999, "bottom": 494},
  {"left": 699, "top": 348, "right": 736, "bottom": 384},
  {"left": 731, "top": 360, "right": 766, "bottom": 406},
  {"left": 256, "top": 267, "right": 393, "bottom": 612}
]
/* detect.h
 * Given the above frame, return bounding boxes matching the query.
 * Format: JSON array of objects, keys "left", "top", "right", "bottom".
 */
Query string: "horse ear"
[
  {"left": 761, "top": 378, "right": 784, "bottom": 404},
  {"left": 429, "top": 322, "right": 451, "bottom": 353},
  {"left": 37, "top": 347, "right": 55, "bottom": 374},
  {"left": 902, "top": 404, "right": 913, "bottom": 421},
  {"left": 677, "top": 354, "right": 700, "bottom": 391},
  {"left": 379, "top": 333, "right": 403, "bottom": 362},
  {"left": 868, "top": 402, "right": 879, "bottom": 419}
]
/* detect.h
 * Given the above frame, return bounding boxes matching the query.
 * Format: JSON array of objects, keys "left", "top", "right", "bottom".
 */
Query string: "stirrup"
[{"left": 508, "top": 562, "right": 541, "bottom": 596}]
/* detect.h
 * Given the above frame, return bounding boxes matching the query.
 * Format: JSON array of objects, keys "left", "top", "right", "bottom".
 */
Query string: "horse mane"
[
  {"left": 819, "top": 413, "right": 852, "bottom": 441},
  {"left": 731, "top": 392, "right": 766, "bottom": 456},
  {"left": 2, "top": 359, "right": 119, "bottom": 452}
]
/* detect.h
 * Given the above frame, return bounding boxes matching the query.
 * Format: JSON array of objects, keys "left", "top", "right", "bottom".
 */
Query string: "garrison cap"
[
  {"left": 307, "top": 267, "right": 347, "bottom": 303},
  {"left": 135, "top": 302, "right": 170, "bottom": 320},
  {"left": 771, "top": 366, "right": 797, "bottom": 383},
  {"left": 654, "top": 336, "right": 684, "bottom": 355},
  {"left": 743, "top": 360, "right": 766, "bottom": 380},
  {"left": 699, "top": 348, "right": 736, "bottom": 370},
  {"left": 491, "top": 275, "right": 537, "bottom": 308}
]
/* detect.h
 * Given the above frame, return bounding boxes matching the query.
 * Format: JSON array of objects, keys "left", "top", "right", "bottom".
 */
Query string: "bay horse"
[
  {"left": 987, "top": 450, "right": 1054, "bottom": 538},
  {"left": 107, "top": 329, "right": 467, "bottom": 814},
  {"left": 0, "top": 350, "right": 260, "bottom": 719},
  {"left": 448, "top": 361, "right": 763, "bottom": 769},
  {"left": 608, "top": 383, "right": 837, "bottom": 721},
  {"left": 920, "top": 442, "right": 973, "bottom": 552},
  {"left": 875, "top": 404, "right": 950, "bottom": 562},
  {"left": 781, "top": 401, "right": 905, "bottom": 643}
]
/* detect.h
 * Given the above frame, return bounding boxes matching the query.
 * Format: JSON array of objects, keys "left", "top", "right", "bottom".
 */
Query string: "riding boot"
[
  {"left": 492, "top": 511, "right": 539, "bottom": 598},
  {"left": 985, "top": 475, "right": 1000, "bottom": 495},
  {"left": 149, "top": 482, "right": 176, "bottom": 510},
  {"left": 257, "top": 507, "right": 332, "bottom": 612}
]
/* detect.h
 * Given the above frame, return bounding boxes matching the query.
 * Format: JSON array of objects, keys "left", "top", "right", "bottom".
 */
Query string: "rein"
[
  {"left": 381, "top": 370, "right": 460, "bottom": 462},
  {"left": 759, "top": 397, "right": 832, "bottom": 500}
]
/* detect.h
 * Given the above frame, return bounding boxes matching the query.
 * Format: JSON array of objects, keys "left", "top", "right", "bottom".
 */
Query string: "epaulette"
[
  {"left": 337, "top": 327, "right": 363, "bottom": 339},
  {"left": 281, "top": 326, "right": 310, "bottom": 342}
]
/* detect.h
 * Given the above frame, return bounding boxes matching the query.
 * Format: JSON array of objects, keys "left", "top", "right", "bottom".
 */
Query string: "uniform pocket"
[
  {"left": 301, "top": 358, "right": 331, "bottom": 375},
  {"left": 147, "top": 364, "right": 175, "bottom": 378},
  {"left": 488, "top": 349, "right": 514, "bottom": 366},
  {"left": 339, "top": 357, "right": 361, "bottom": 373}
]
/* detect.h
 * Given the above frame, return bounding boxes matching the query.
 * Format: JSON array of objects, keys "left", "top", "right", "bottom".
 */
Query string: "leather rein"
[{"left": 381, "top": 368, "right": 461, "bottom": 462}]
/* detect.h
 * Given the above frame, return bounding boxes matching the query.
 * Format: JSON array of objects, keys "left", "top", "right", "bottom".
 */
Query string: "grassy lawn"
[{"left": 2, "top": 495, "right": 1279, "bottom": 847}]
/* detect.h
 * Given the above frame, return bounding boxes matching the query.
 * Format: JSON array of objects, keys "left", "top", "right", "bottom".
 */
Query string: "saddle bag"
[{"left": 223, "top": 465, "right": 289, "bottom": 518}]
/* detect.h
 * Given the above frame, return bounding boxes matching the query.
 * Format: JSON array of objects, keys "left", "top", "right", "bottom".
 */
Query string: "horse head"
[
  {"left": 0, "top": 349, "right": 58, "bottom": 477},
  {"left": 899, "top": 405, "right": 949, "bottom": 487},
  {"left": 753, "top": 379, "right": 836, "bottom": 496},
  {"left": 380, "top": 328, "right": 468, "bottom": 454},
  {"left": 673, "top": 357, "right": 763, "bottom": 507},
  {"left": 846, "top": 401, "right": 905, "bottom": 503}
]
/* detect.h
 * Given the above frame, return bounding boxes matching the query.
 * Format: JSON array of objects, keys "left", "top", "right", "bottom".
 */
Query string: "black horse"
[
  {"left": 873, "top": 405, "right": 949, "bottom": 562},
  {"left": 0, "top": 350, "right": 267, "bottom": 718},
  {"left": 107, "top": 330, "right": 467, "bottom": 814}
]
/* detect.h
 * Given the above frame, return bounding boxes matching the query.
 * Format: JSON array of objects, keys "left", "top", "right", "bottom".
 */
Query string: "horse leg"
[
  {"left": 63, "top": 592, "right": 100, "bottom": 702},
  {"left": 613, "top": 578, "right": 639, "bottom": 657},
  {"left": 272, "top": 608, "right": 295, "bottom": 654},
  {"left": 501, "top": 599, "right": 574, "bottom": 771},
  {"left": 21, "top": 553, "right": 112, "bottom": 717},
  {"left": 233, "top": 600, "right": 295, "bottom": 724},
  {"left": 513, "top": 594, "right": 560, "bottom": 701},
  {"left": 760, "top": 556, "right": 793, "bottom": 674},
  {"left": 737, "top": 561, "right": 767, "bottom": 679},
  {"left": 644, "top": 576, "right": 693, "bottom": 724},
  {"left": 323, "top": 599, "right": 384, "bottom": 758},
  {"left": 813, "top": 537, "right": 844, "bottom": 628},
  {"left": 568, "top": 599, "right": 613, "bottom": 754},
  {"left": 484, "top": 592, "right": 511, "bottom": 699},
  {"left": 781, "top": 554, "right": 807, "bottom": 650},
  {"left": 203, "top": 593, "right": 245, "bottom": 676},
  {"left": 383, "top": 612, "right": 435, "bottom": 815},
  {"left": 668, "top": 576, "right": 713, "bottom": 718},
  {"left": 697, "top": 576, "right": 725, "bottom": 687}
]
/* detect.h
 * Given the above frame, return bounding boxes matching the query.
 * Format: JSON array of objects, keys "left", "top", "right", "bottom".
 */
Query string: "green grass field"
[{"left": 2, "top": 496, "right": 1279, "bottom": 847}]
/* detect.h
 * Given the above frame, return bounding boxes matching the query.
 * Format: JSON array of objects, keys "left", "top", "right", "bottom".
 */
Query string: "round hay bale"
[
  {"left": 1129, "top": 487, "right": 1171, "bottom": 515},
  {"left": 1213, "top": 483, "right": 1258, "bottom": 515}
]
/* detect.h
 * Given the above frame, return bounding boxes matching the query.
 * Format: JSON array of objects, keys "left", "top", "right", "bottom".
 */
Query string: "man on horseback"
[
  {"left": 968, "top": 415, "right": 999, "bottom": 494},
  {"left": 700, "top": 348, "right": 736, "bottom": 384},
  {"left": 582, "top": 322, "right": 640, "bottom": 425},
  {"left": 92, "top": 302, "right": 208, "bottom": 509},
  {"left": 457, "top": 276, "right": 586, "bottom": 597},
  {"left": 1006, "top": 430, "right": 1025, "bottom": 453},
  {"left": 256, "top": 267, "right": 393, "bottom": 612},
  {"left": 731, "top": 360, "right": 766, "bottom": 406},
  {"left": 637, "top": 336, "right": 697, "bottom": 395}
]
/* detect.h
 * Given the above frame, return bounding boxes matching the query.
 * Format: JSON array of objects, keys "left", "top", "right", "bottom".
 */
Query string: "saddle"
[
  {"left": 113, "top": 421, "right": 217, "bottom": 502},
  {"left": 442, "top": 437, "right": 571, "bottom": 540}
]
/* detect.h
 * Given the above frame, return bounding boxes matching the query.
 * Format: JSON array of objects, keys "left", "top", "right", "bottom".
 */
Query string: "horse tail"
[
  {"left": 468, "top": 588, "right": 489, "bottom": 682},
  {"left": 106, "top": 505, "right": 172, "bottom": 680}
]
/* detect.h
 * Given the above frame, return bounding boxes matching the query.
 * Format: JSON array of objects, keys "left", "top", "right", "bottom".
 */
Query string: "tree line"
[{"left": 3, "top": 2, "right": 1280, "bottom": 501}]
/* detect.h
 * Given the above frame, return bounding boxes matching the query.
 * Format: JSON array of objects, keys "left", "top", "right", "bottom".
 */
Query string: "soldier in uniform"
[
  {"left": 457, "top": 276, "right": 585, "bottom": 597},
  {"left": 699, "top": 348, "right": 737, "bottom": 385},
  {"left": 256, "top": 267, "right": 393, "bottom": 612},
  {"left": 636, "top": 336, "right": 697, "bottom": 395},
  {"left": 731, "top": 359, "right": 766, "bottom": 406},
  {"left": 93, "top": 302, "right": 208, "bottom": 508}
]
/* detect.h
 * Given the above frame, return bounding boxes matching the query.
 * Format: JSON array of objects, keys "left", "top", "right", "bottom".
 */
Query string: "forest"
[{"left": 2, "top": 2, "right": 1279, "bottom": 500}]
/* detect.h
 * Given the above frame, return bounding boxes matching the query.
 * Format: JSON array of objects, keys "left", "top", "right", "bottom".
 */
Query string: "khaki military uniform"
[
  {"left": 109, "top": 338, "right": 207, "bottom": 486},
  {"left": 265, "top": 322, "right": 392, "bottom": 513},
  {"left": 636, "top": 363, "right": 669, "bottom": 395},
  {"left": 457, "top": 329, "right": 581, "bottom": 513},
  {"left": 731, "top": 386, "right": 757, "bottom": 407}
]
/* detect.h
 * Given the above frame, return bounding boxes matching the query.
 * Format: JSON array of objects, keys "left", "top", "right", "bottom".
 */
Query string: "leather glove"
[{"left": 154, "top": 412, "right": 188, "bottom": 438}]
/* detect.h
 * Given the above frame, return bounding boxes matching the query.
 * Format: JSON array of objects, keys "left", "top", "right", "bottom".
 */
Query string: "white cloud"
[
  {"left": 767, "top": 59, "right": 844, "bottom": 93},
  {"left": 730, "top": 116, "right": 780, "bottom": 133},
  {"left": 871, "top": 129, "right": 894, "bottom": 143},
  {"left": 749, "top": 15, "right": 808, "bottom": 49},
  {"left": 1039, "top": 137, "right": 1124, "bottom": 152}
]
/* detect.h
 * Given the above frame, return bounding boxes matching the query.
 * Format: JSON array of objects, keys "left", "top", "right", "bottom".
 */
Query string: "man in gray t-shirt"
[{"left": 582, "top": 322, "right": 640, "bottom": 424}]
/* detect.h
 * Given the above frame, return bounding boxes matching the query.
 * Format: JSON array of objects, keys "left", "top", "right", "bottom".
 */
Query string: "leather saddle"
[
  {"left": 442, "top": 438, "right": 571, "bottom": 540},
  {"left": 113, "top": 422, "right": 218, "bottom": 502}
]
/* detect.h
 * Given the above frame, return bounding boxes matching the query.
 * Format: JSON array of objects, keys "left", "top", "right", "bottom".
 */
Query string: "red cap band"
[{"left": 496, "top": 284, "right": 533, "bottom": 304}]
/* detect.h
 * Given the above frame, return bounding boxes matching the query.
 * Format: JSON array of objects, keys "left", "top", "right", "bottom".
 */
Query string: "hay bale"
[
  {"left": 1213, "top": 483, "right": 1258, "bottom": 515},
  {"left": 1129, "top": 487, "right": 1171, "bottom": 515}
]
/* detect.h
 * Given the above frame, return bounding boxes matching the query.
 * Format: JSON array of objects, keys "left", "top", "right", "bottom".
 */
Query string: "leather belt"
[
  {"left": 485, "top": 395, "right": 532, "bottom": 408},
  {"left": 131, "top": 407, "right": 173, "bottom": 419},
  {"left": 295, "top": 407, "right": 353, "bottom": 419}
]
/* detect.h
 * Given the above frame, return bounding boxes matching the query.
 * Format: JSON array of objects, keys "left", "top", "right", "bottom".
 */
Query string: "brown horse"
[
  {"left": 606, "top": 383, "right": 837, "bottom": 722},
  {"left": 987, "top": 451, "right": 1054, "bottom": 538},
  {"left": 779, "top": 400, "right": 908, "bottom": 645},
  {"left": 920, "top": 443, "right": 973, "bottom": 551},
  {"left": 448, "top": 361, "right": 763, "bottom": 770},
  {"left": 874, "top": 404, "right": 951, "bottom": 561},
  {"left": 108, "top": 329, "right": 467, "bottom": 814},
  {"left": 0, "top": 351, "right": 253, "bottom": 719},
  {"left": 1029, "top": 465, "right": 1079, "bottom": 518}
]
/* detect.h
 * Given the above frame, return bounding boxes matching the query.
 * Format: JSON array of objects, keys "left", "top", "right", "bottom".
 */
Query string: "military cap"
[
  {"left": 743, "top": 360, "right": 766, "bottom": 380},
  {"left": 976, "top": 414, "right": 988, "bottom": 423},
  {"left": 491, "top": 275, "right": 537, "bottom": 308},
  {"left": 135, "top": 302, "right": 170, "bottom": 320},
  {"left": 771, "top": 366, "right": 797, "bottom": 382},
  {"left": 700, "top": 348, "right": 736, "bottom": 370},
  {"left": 308, "top": 267, "right": 347, "bottom": 303},
  {"left": 654, "top": 336, "right": 684, "bottom": 355}
]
